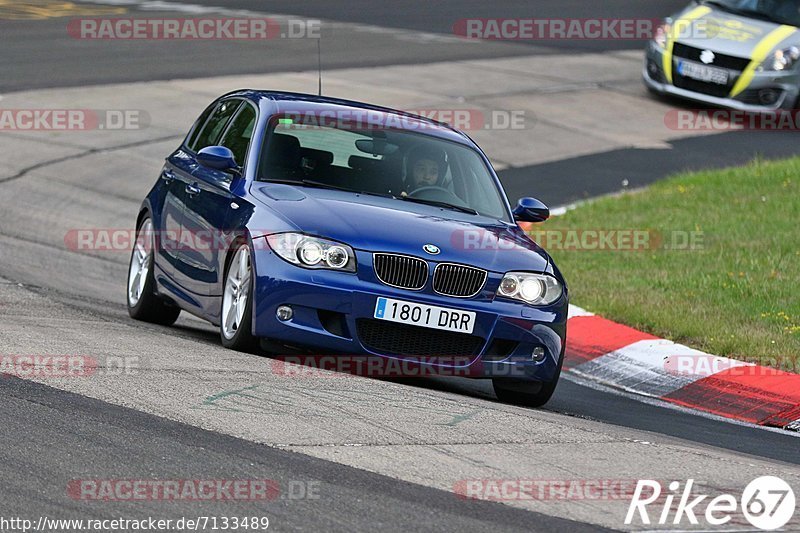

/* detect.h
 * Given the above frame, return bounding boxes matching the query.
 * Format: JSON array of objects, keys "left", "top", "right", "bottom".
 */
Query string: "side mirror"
[
  {"left": 513, "top": 197, "right": 550, "bottom": 223},
  {"left": 197, "top": 146, "right": 239, "bottom": 174}
]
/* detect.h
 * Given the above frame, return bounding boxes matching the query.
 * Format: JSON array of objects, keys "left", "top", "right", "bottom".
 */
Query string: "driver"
[{"left": 403, "top": 144, "right": 448, "bottom": 194}]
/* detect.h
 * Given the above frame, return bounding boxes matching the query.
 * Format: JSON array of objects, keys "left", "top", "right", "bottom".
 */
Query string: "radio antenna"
[{"left": 317, "top": 38, "right": 323, "bottom": 96}]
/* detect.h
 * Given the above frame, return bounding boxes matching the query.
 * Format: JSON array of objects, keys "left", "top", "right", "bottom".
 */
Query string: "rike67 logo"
[{"left": 626, "top": 476, "right": 796, "bottom": 530}]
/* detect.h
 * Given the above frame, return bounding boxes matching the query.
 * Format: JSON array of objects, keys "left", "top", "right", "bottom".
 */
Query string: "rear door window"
[
  {"left": 190, "top": 99, "right": 242, "bottom": 152},
  {"left": 185, "top": 103, "right": 216, "bottom": 150},
  {"left": 219, "top": 103, "right": 257, "bottom": 168}
]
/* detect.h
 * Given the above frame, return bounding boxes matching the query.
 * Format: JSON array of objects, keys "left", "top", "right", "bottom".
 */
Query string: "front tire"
[
  {"left": 492, "top": 378, "right": 559, "bottom": 408},
  {"left": 492, "top": 352, "right": 563, "bottom": 408},
  {"left": 127, "top": 217, "right": 181, "bottom": 325},
  {"left": 220, "top": 242, "right": 257, "bottom": 352}
]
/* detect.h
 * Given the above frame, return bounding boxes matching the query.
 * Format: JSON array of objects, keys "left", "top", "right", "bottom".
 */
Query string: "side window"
[
  {"left": 185, "top": 103, "right": 216, "bottom": 150},
  {"left": 219, "top": 104, "right": 257, "bottom": 167},
  {"left": 191, "top": 100, "right": 242, "bottom": 152}
]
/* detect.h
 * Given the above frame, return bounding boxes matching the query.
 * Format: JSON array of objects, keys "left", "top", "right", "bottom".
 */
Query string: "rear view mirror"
[
  {"left": 355, "top": 139, "right": 399, "bottom": 157},
  {"left": 513, "top": 197, "right": 550, "bottom": 223}
]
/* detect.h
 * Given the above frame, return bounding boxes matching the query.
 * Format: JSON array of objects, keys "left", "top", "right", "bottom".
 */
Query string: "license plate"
[
  {"left": 373, "top": 297, "right": 476, "bottom": 334},
  {"left": 677, "top": 60, "right": 729, "bottom": 85}
]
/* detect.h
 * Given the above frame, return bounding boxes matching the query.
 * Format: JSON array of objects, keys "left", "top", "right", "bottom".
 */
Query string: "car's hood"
[
  {"left": 673, "top": 5, "right": 799, "bottom": 57},
  {"left": 249, "top": 184, "right": 551, "bottom": 274}
]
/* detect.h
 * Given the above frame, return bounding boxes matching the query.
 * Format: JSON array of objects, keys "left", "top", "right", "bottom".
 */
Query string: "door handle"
[
  {"left": 162, "top": 169, "right": 176, "bottom": 182},
  {"left": 185, "top": 183, "right": 201, "bottom": 196}
]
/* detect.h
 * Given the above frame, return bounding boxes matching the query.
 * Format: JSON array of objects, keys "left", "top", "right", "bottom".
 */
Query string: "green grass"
[{"left": 533, "top": 156, "right": 800, "bottom": 367}]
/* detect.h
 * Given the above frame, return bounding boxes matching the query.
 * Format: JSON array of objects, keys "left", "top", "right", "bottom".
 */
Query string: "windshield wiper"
[
  {"left": 264, "top": 179, "right": 396, "bottom": 198},
  {"left": 399, "top": 196, "right": 479, "bottom": 215}
]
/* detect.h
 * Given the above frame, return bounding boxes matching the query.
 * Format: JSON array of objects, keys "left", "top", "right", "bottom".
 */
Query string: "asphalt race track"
[
  {"left": 1, "top": 1, "right": 799, "bottom": 531},
  {"left": 0, "top": 0, "right": 691, "bottom": 92}
]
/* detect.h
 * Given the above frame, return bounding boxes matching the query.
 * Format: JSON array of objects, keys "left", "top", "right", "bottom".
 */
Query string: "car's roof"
[{"left": 220, "top": 89, "right": 474, "bottom": 146}]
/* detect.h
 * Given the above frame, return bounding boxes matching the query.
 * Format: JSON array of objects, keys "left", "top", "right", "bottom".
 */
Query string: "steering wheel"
[{"left": 406, "top": 186, "right": 463, "bottom": 204}]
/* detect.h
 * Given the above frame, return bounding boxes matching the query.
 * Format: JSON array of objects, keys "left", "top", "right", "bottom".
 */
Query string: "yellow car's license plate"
[{"left": 677, "top": 60, "right": 729, "bottom": 85}]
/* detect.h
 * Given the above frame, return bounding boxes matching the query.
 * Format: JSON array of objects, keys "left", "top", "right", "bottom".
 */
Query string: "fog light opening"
[
  {"left": 758, "top": 89, "right": 780, "bottom": 106},
  {"left": 276, "top": 305, "right": 293, "bottom": 321},
  {"left": 532, "top": 346, "right": 547, "bottom": 362}
]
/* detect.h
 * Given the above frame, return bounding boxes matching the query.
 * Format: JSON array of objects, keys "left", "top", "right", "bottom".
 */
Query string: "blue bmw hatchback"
[{"left": 127, "top": 90, "right": 568, "bottom": 406}]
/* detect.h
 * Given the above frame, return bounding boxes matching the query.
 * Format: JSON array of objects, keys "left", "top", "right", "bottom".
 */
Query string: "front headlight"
[
  {"left": 496, "top": 272, "right": 563, "bottom": 306},
  {"left": 266, "top": 233, "right": 356, "bottom": 272},
  {"left": 765, "top": 46, "right": 800, "bottom": 71}
]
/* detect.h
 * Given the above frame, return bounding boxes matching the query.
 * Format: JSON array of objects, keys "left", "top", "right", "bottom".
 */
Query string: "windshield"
[
  {"left": 257, "top": 116, "right": 511, "bottom": 221},
  {"left": 703, "top": 0, "right": 800, "bottom": 26}
]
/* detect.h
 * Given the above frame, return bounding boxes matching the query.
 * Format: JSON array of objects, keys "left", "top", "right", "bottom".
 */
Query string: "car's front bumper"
[
  {"left": 251, "top": 248, "right": 567, "bottom": 383},
  {"left": 644, "top": 42, "right": 800, "bottom": 111}
]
